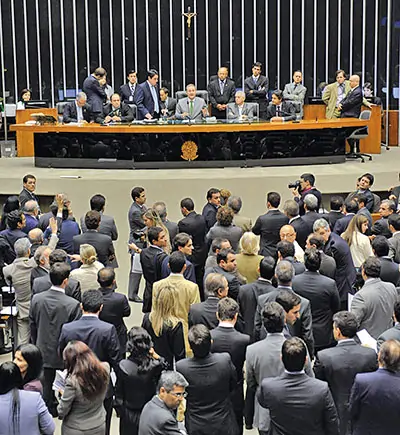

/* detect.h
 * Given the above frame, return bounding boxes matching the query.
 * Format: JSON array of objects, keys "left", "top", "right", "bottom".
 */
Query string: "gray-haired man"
[{"left": 62, "top": 91, "right": 92, "bottom": 123}]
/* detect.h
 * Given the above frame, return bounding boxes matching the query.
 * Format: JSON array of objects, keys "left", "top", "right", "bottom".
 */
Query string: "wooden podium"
[{"left": 15, "top": 108, "right": 57, "bottom": 157}]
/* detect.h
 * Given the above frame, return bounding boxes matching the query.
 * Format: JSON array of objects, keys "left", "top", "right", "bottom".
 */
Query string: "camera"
[{"left": 288, "top": 180, "right": 301, "bottom": 190}]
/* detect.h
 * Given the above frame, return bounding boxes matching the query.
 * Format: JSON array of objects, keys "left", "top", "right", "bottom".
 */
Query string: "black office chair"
[
  {"left": 346, "top": 110, "right": 372, "bottom": 163},
  {"left": 127, "top": 103, "right": 137, "bottom": 119},
  {"left": 56, "top": 101, "right": 70, "bottom": 123}
]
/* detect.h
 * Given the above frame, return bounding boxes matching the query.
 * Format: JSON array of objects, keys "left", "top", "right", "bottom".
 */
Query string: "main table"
[{"left": 11, "top": 117, "right": 371, "bottom": 169}]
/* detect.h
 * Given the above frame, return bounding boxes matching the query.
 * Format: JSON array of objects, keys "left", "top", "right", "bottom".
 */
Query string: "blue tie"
[{"left": 150, "top": 85, "right": 159, "bottom": 113}]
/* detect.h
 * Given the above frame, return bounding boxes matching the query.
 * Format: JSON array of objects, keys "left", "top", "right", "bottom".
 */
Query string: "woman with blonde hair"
[
  {"left": 341, "top": 214, "right": 373, "bottom": 268},
  {"left": 70, "top": 244, "right": 104, "bottom": 292},
  {"left": 235, "top": 232, "right": 264, "bottom": 283},
  {"left": 141, "top": 285, "right": 185, "bottom": 369}
]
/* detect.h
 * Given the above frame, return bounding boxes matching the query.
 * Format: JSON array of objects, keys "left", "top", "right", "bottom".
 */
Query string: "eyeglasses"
[{"left": 169, "top": 391, "right": 187, "bottom": 398}]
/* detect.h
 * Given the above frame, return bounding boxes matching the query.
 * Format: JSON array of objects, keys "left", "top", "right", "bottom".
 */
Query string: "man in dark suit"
[
  {"left": 266, "top": 90, "right": 296, "bottom": 122},
  {"left": 257, "top": 337, "right": 339, "bottom": 435},
  {"left": 372, "top": 199, "right": 396, "bottom": 239},
  {"left": 73, "top": 210, "right": 117, "bottom": 268},
  {"left": 339, "top": 74, "right": 363, "bottom": 118},
  {"left": 252, "top": 192, "right": 289, "bottom": 258},
  {"left": 314, "top": 218, "right": 356, "bottom": 310},
  {"left": 291, "top": 172, "right": 322, "bottom": 216},
  {"left": 189, "top": 273, "right": 228, "bottom": 329},
  {"left": 140, "top": 227, "right": 168, "bottom": 313},
  {"left": 176, "top": 324, "right": 239, "bottom": 435},
  {"left": 244, "top": 61, "right": 269, "bottom": 119},
  {"left": 388, "top": 213, "right": 400, "bottom": 263},
  {"left": 178, "top": 197, "right": 207, "bottom": 296},
  {"left": 208, "top": 66, "right": 236, "bottom": 119},
  {"left": 59, "top": 289, "right": 121, "bottom": 435},
  {"left": 19, "top": 174, "right": 40, "bottom": 209},
  {"left": 160, "top": 87, "right": 177, "bottom": 117},
  {"left": 96, "top": 93, "right": 134, "bottom": 124},
  {"left": 119, "top": 69, "right": 139, "bottom": 104},
  {"left": 62, "top": 92, "right": 92, "bottom": 123},
  {"left": 202, "top": 188, "right": 221, "bottom": 232},
  {"left": 254, "top": 261, "right": 314, "bottom": 358},
  {"left": 138, "top": 371, "right": 189, "bottom": 435},
  {"left": 306, "top": 233, "right": 337, "bottom": 279},
  {"left": 211, "top": 298, "right": 250, "bottom": 434},
  {"left": 82, "top": 67, "right": 107, "bottom": 117},
  {"left": 135, "top": 69, "right": 162, "bottom": 120},
  {"left": 238, "top": 256, "right": 276, "bottom": 340},
  {"left": 333, "top": 199, "right": 359, "bottom": 235},
  {"left": 322, "top": 196, "right": 345, "bottom": 230},
  {"left": 302, "top": 194, "right": 323, "bottom": 235},
  {"left": 98, "top": 267, "right": 131, "bottom": 358},
  {"left": 292, "top": 248, "right": 340, "bottom": 351},
  {"left": 31, "top": 249, "right": 82, "bottom": 301},
  {"left": 349, "top": 340, "right": 400, "bottom": 435},
  {"left": 0, "top": 210, "right": 28, "bottom": 259},
  {"left": 276, "top": 240, "right": 305, "bottom": 275},
  {"left": 314, "top": 311, "right": 378, "bottom": 435},
  {"left": 80, "top": 194, "right": 118, "bottom": 241},
  {"left": 282, "top": 199, "right": 309, "bottom": 249},
  {"left": 30, "top": 262, "right": 81, "bottom": 416},
  {"left": 377, "top": 298, "right": 400, "bottom": 349},
  {"left": 372, "top": 236, "right": 400, "bottom": 286}
]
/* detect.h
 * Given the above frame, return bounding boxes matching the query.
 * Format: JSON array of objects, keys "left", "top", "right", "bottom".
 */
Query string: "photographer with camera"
[{"left": 289, "top": 173, "right": 322, "bottom": 216}]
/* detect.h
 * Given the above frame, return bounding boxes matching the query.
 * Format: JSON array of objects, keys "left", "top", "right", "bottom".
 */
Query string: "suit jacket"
[
  {"left": 161, "top": 97, "right": 177, "bottom": 117},
  {"left": 302, "top": 211, "right": 323, "bottom": 235},
  {"left": 288, "top": 216, "right": 309, "bottom": 249},
  {"left": 73, "top": 230, "right": 117, "bottom": 268},
  {"left": 266, "top": 101, "right": 296, "bottom": 122},
  {"left": 138, "top": 395, "right": 182, "bottom": 435},
  {"left": 188, "top": 296, "right": 219, "bottom": 329},
  {"left": 30, "top": 288, "right": 81, "bottom": 368},
  {"left": 320, "top": 252, "right": 337, "bottom": 280},
  {"left": 252, "top": 210, "right": 289, "bottom": 257},
  {"left": 322, "top": 211, "right": 345, "bottom": 231},
  {"left": 293, "top": 271, "right": 340, "bottom": 349},
  {"left": 31, "top": 273, "right": 81, "bottom": 302},
  {"left": 284, "top": 256, "right": 306, "bottom": 275},
  {"left": 206, "top": 223, "right": 243, "bottom": 253},
  {"left": 254, "top": 286, "right": 314, "bottom": 357},
  {"left": 178, "top": 211, "right": 207, "bottom": 266},
  {"left": 257, "top": 372, "right": 339, "bottom": 435},
  {"left": 295, "top": 187, "right": 323, "bottom": 216},
  {"left": 82, "top": 74, "right": 106, "bottom": 113},
  {"left": 340, "top": 86, "right": 363, "bottom": 118},
  {"left": 379, "top": 256, "right": 400, "bottom": 286},
  {"left": 323, "top": 80, "right": 351, "bottom": 119},
  {"left": 176, "top": 352, "right": 239, "bottom": 435},
  {"left": 202, "top": 202, "right": 219, "bottom": 232},
  {"left": 99, "top": 286, "right": 131, "bottom": 356},
  {"left": 371, "top": 217, "right": 392, "bottom": 239},
  {"left": 351, "top": 277, "right": 398, "bottom": 339},
  {"left": 204, "top": 265, "right": 241, "bottom": 301},
  {"left": 349, "top": 368, "right": 400, "bottom": 435},
  {"left": 62, "top": 101, "right": 92, "bottom": 123},
  {"left": 377, "top": 323, "right": 400, "bottom": 350},
  {"left": 227, "top": 102, "right": 258, "bottom": 120},
  {"left": 30, "top": 265, "right": 48, "bottom": 289},
  {"left": 244, "top": 75, "right": 269, "bottom": 106},
  {"left": 314, "top": 339, "right": 378, "bottom": 435},
  {"left": 207, "top": 78, "right": 236, "bottom": 115},
  {"left": 80, "top": 213, "right": 118, "bottom": 240},
  {"left": 388, "top": 232, "right": 400, "bottom": 263},
  {"left": 128, "top": 201, "right": 147, "bottom": 247},
  {"left": 119, "top": 82, "right": 139, "bottom": 104},
  {"left": 164, "top": 220, "right": 178, "bottom": 245},
  {"left": 333, "top": 213, "right": 355, "bottom": 235},
  {"left": 233, "top": 213, "right": 252, "bottom": 233},
  {"left": 324, "top": 232, "right": 356, "bottom": 302},
  {"left": 175, "top": 96, "right": 208, "bottom": 121},
  {"left": 283, "top": 82, "right": 307, "bottom": 118},
  {"left": 135, "top": 81, "right": 162, "bottom": 120},
  {"left": 19, "top": 188, "right": 40, "bottom": 209},
  {"left": 345, "top": 190, "right": 375, "bottom": 213},
  {"left": 96, "top": 102, "right": 134, "bottom": 123}
]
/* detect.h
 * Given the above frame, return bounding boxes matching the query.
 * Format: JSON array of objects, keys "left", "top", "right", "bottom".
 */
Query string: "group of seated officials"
[{"left": 16, "top": 62, "right": 378, "bottom": 126}]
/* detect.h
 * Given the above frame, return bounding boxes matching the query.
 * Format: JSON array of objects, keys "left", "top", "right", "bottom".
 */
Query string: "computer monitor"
[
  {"left": 58, "top": 89, "right": 82, "bottom": 101},
  {"left": 25, "top": 100, "right": 50, "bottom": 109},
  {"left": 308, "top": 96, "right": 325, "bottom": 105}
]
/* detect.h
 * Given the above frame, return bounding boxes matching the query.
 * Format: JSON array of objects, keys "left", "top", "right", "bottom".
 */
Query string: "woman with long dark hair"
[
  {"left": 115, "top": 327, "right": 166, "bottom": 435},
  {"left": 57, "top": 341, "right": 110, "bottom": 435},
  {"left": 13, "top": 343, "right": 43, "bottom": 394},
  {"left": 0, "top": 195, "right": 20, "bottom": 231},
  {"left": 0, "top": 361, "right": 55, "bottom": 434}
]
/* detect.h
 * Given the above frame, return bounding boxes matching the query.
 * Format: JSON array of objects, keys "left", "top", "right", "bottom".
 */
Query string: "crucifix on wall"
[{"left": 182, "top": 6, "right": 197, "bottom": 40}]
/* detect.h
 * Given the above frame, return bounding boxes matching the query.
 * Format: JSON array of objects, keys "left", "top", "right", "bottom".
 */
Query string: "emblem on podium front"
[{"left": 181, "top": 141, "right": 198, "bottom": 161}]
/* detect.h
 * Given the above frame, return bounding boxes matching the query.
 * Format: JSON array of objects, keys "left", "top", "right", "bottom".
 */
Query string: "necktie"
[
  {"left": 253, "top": 76, "right": 258, "bottom": 85},
  {"left": 220, "top": 81, "right": 225, "bottom": 95},
  {"left": 277, "top": 105, "right": 281, "bottom": 116},
  {"left": 150, "top": 85, "right": 159, "bottom": 113},
  {"left": 294, "top": 84, "right": 298, "bottom": 91},
  {"left": 130, "top": 85, "right": 135, "bottom": 96},
  {"left": 189, "top": 100, "right": 194, "bottom": 116}
]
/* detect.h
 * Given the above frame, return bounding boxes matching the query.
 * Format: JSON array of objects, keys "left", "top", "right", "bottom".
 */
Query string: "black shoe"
[
  {"left": 129, "top": 296, "right": 143, "bottom": 303},
  {"left": 0, "top": 346, "right": 12, "bottom": 355}
]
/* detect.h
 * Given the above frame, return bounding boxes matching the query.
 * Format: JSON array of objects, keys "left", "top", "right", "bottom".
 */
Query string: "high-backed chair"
[
  {"left": 346, "top": 110, "right": 372, "bottom": 163},
  {"left": 127, "top": 103, "right": 137, "bottom": 120},
  {"left": 56, "top": 101, "right": 70, "bottom": 123},
  {"left": 175, "top": 90, "right": 208, "bottom": 103}
]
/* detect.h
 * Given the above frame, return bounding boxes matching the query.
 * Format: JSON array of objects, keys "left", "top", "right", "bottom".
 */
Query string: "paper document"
[
  {"left": 52, "top": 369, "right": 67, "bottom": 393},
  {"left": 357, "top": 329, "right": 377, "bottom": 353}
]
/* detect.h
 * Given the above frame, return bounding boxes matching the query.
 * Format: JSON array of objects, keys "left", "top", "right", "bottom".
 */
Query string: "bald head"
[
  {"left": 98, "top": 267, "right": 115, "bottom": 288},
  {"left": 24, "top": 200, "right": 39, "bottom": 215},
  {"left": 28, "top": 228, "right": 44, "bottom": 244},
  {"left": 280, "top": 224, "right": 297, "bottom": 243},
  {"left": 349, "top": 75, "right": 360, "bottom": 89}
]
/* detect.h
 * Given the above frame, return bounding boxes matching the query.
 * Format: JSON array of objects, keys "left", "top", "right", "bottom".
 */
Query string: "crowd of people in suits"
[{"left": 1, "top": 170, "right": 400, "bottom": 434}]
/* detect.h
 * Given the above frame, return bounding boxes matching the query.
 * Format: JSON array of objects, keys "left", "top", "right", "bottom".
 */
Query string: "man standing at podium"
[
  {"left": 119, "top": 70, "right": 139, "bottom": 104},
  {"left": 82, "top": 67, "right": 107, "bottom": 119},
  {"left": 135, "top": 69, "right": 162, "bottom": 120}
]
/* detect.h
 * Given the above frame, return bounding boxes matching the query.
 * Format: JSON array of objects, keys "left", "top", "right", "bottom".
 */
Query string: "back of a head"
[
  {"left": 389, "top": 214, "right": 400, "bottom": 232},
  {"left": 283, "top": 199, "right": 299, "bottom": 218},
  {"left": 304, "top": 248, "right": 321, "bottom": 272},
  {"left": 82, "top": 289, "right": 104, "bottom": 313},
  {"left": 362, "top": 256, "right": 381, "bottom": 278},
  {"left": 275, "top": 260, "right": 295, "bottom": 285},
  {"left": 126, "top": 326, "right": 152, "bottom": 360},
  {"left": 211, "top": 238, "right": 229, "bottom": 253},
  {"left": 354, "top": 193, "right": 367, "bottom": 208},
  {"left": 49, "top": 249, "right": 68, "bottom": 266},
  {"left": 157, "top": 370, "right": 188, "bottom": 394},
  {"left": 217, "top": 297, "right": 238, "bottom": 321},
  {"left": 204, "top": 273, "right": 227, "bottom": 298},
  {"left": 277, "top": 241, "right": 295, "bottom": 259},
  {"left": 180, "top": 197, "right": 194, "bottom": 211},
  {"left": 216, "top": 207, "right": 234, "bottom": 227},
  {"left": 80, "top": 244, "right": 97, "bottom": 265},
  {"left": 281, "top": 337, "right": 307, "bottom": 372},
  {"left": 49, "top": 262, "right": 71, "bottom": 286},
  {"left": 29, "top": 228, "right": 44, "bottom": 245},
  {"left": 14, "top": 238, "right": 31, "bottom": 258},
  {"left": 33, "top": 246, "right": 48, "bottom": 266},
  {"left": 227, "top": 196, "right": 242, "bottom": 214},
  {"left": 379, "top": 340, "right": 400, "bottom": 372},
  {"left": 372, "top": 236, "right": 389, "bottom": 257},
  {"left": 307, "top": 233, "right": 325, "bottom": 250},
  {"left": 153, "top": 201, "right": 167, "bottom": 220},
  {"left": 94, "top": 67, "right": 106, "bottom": 77},
  {"left": 275, "top": 289, "right": 301, "bottom": 313},
  {"left": 6, "top": 210, "right": 23, "bottom": 230},
  {"left": 259, "top": 256, "right": 276, "bottom": 280},
  {"left": 3, "top": 196, "right": 20, "bottom": 214},
  {"left": 394, "top": 298, "right": 400, "bottom": 323},
  {"left": 85, "top": 210, "right": 101, "bottom": 230},
  {"left": 330, "top": 195, "right": 344, "bottom": 211},
  {"left": 267, "top": 192, "right": 281, "bottom": 208},
  {"left": 262, "top": 301, "right": 285, "bottom": 333},
  {"left": 333, "top": 311, "right": 358, "bottom": 338},
  {"left": 51, "top": 204, "right": 69, "bottom": 221},
  {"left": 23, "top": 200, "right": 38, "bottom": 214},
  {"left": 188, "top": 324, "right": 211, "bottom": 358},
  {"left": 90, "top": 194, "right": 106, "bottom": 212},
  {"left": 169, "top": 251, "right": 186, "bottom": 273},
  {"left": 0, "top": 362, "right": 22, "bottom": 394},
  {"left": 97, "top": 267, "right": 115, "bottom": 288},
  {"left": 304, "top": 194, "right": 318, "bottom": 212},
  {"left": 345, "top": 199, "right": 359, "bottom": 214},
  {"left": 239, "top": 232, "right": 259, "bottom": 256}
]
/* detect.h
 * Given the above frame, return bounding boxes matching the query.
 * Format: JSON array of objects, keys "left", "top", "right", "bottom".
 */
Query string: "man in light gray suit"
[
  {"left": 80, "top": 194, "right": 118, "bottom": 241},
  {"left": 283, "top": 70, "right": 307, "bottom": 120},
  {"left": 377, "top": 298, "right": 400, "bottom": 350},
  {"left": 175, "top": 84, "right": 209, "bottom": 121},
  {"left": 227, "top": 91, "right": 258, "bottom": 120},
  {"left": 388, "top": 213, "right": 400, "bottom": 263},
  {"left": 246, "top": 302, "right": 314, "bottom": 435},
  {"left": 139, "top": 371, "right": 188, "bottom": 435},
  {"left": 351, "top": 257, "right": 398, "bottom": 339}
]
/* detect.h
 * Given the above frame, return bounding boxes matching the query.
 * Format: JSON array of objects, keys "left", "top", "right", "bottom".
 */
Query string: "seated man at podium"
[
  {"left": 266, "top": 90, "right": 297, "bottom": 122},
  {"left": 283, "top": 70, "right": 307, "bottom": 120},
  {"left": 96, "top": 93, "right": 134, "bottom": 124},
  {"left": 63, "top": 92, "right": 92, "bottom": 123},
  {"left": 175, "top": 84, "right": 209, "bottom": 121},
  {"left": 227, "top": 91, "right": 257, "bottom": 121}
]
